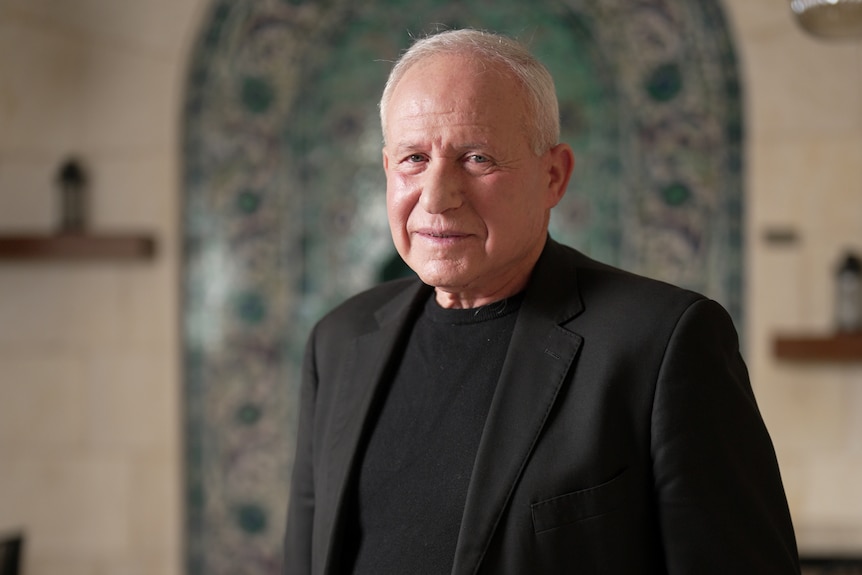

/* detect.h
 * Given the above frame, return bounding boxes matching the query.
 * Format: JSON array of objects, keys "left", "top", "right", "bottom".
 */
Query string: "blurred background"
[{"left": 1, "top": 0, "right": 861, "bottom": 573}]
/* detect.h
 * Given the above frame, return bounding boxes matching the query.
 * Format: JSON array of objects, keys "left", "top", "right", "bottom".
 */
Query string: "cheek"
[
  {"left": 386, "top": 198, "right": 412, "bottom": 251},
  {"left": 483, "top": 183, "right": 546, "bottom": 238},
  {"left": 386, "top": 177, "right": 417, "bottom": 226}
]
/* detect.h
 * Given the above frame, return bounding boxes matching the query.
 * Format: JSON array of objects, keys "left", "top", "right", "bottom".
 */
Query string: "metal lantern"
[
  {"left": 835, "top": 251, "right": 862, "bottom": 332},
  {"left": 791, "top": 0, "right": 862, "bottom": 39},
  {"left": 56, "top": 158, "right": 88, "bottom": 233}
]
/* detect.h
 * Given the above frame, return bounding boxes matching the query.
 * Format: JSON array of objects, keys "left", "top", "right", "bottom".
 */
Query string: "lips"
[{"left": 414, "top": 228, "right": 469, "bottom": 239}]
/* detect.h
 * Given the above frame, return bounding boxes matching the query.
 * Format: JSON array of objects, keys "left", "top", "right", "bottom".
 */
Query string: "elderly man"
[{"left": 284, "top": 29, "right": 800, "bottom": 575}]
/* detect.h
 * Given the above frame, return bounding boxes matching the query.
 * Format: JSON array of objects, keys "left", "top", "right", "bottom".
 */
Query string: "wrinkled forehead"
[
  {"left": 396, "top": 52, "right": 516, "bottom": 96},
  {"left": 385, "top": 54, "right": 529, "bottom": 138}
]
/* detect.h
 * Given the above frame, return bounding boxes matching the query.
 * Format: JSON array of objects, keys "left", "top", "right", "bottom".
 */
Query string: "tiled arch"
[{"left": 183, "top": 1, "right": 742, "bottom": 571}]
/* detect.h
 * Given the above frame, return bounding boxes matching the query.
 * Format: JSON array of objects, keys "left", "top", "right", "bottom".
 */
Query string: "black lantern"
[
  {"left": 835, "top": 250, "right": 862, "bottom": 333},
  {"left": 57, "top": 158, "right": 88, "bottom": 233}
]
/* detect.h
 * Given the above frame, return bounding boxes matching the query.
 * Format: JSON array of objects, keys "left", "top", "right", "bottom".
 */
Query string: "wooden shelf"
[
  {"left": 773, "top": 332, "right": 862, "bottom": 362},
  {"left": 797, "top": 524, "right": 862, "bottom": 562},
  {"left": 0, "top": 233, "right": 156, "bottom": 261}
]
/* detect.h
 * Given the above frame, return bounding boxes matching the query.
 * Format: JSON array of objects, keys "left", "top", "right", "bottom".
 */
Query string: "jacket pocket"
[{"left": 530, "top": 468, "right": 629, "bottom": 534}]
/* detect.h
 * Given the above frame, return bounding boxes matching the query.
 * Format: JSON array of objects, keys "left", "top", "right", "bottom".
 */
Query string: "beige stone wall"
[
  {"left": 0, "top": 0, "right": 860, "bottom": 572},
  {"left": 0, "top": 0, "right": 207, "bottom": 573},
  {"left": 724, "top": 0, "right": 862, "bottom": 553}
]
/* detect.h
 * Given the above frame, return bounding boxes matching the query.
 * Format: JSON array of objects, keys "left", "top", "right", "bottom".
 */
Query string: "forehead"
[{"left": 385, "top": 54, "right": 528, "bottom": 137}]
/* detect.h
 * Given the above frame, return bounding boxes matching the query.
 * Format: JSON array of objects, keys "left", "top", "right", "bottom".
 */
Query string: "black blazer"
[{"left": 284, "top": 238, "right": 800, "bottom": 574}]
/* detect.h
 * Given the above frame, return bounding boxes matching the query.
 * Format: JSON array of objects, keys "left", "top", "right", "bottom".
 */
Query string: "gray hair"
[{"left": 379, "top": 29, "right": 561, "bottom": 155}]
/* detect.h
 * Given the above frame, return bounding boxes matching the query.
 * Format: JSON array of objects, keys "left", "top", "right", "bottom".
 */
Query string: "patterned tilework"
[{"left": 182, "top": 0, "right": 743, "bottom": 572}]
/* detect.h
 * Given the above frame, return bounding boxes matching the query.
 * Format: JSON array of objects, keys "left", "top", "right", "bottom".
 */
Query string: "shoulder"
[
  {"left": 312, "top": 275, "right": 427, "bottom": 338},
  {"left": 537, "top": 239, "right": 737, "bottom": 346},
  {"left": 544, "top": 239, "right": 705, "bottom": 311}
]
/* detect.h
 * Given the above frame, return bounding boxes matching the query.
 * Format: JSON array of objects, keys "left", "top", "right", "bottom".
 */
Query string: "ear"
[
  {"left": 382, "top": 148, "right": 390, "bottom": 172},
  {"left": 544, "top": 143, "right": 575, "bottom": 209}
]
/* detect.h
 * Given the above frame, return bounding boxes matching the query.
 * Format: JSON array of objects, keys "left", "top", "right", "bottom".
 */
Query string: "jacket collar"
[
  {"left": 318, "top": 278, "right": 431, "bottom": 574},
  {"left": 451, "top": 237, "right": 585, "bottom": 574}
]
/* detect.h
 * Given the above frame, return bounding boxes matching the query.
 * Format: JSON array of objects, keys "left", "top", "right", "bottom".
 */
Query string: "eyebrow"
[{"left": 391, "top": 141, "right": 493, "bottom": 154}]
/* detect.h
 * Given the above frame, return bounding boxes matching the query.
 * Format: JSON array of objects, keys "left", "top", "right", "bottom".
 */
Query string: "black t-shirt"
[{"left": 346, "top": 291, "right": 523, "bottom": 575}]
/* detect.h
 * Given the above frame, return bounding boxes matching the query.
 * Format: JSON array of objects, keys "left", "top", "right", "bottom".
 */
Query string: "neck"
[{"left": 433, "top": 275, "right": 530, "bottom": 309}]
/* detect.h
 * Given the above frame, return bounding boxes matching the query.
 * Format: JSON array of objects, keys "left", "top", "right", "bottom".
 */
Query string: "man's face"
[{"left": 383, "top": 53, "right": 570, "bottom": 308}]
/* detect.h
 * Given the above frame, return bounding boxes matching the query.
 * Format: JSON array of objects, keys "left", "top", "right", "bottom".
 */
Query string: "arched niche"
[{"left": 182, "top": 1, "right": 742, "bottom": 571}]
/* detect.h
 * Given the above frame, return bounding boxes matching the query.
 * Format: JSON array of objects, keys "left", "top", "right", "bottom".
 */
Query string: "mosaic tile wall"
[{"left": 182, "top": 0, "right": 742, "bottom": 572}]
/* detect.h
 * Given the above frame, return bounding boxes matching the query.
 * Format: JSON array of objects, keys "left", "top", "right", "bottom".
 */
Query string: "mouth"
[{"left": 415, "top": 229, "right": 469, "bottom": 240}]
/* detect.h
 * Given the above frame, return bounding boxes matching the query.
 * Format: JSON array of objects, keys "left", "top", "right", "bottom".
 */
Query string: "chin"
[
  {"left": 414, "top": 267, "right": 467, "bottom": 291},
  {"left": 401, "top": 250, "right": 475, "bottom": 287}
]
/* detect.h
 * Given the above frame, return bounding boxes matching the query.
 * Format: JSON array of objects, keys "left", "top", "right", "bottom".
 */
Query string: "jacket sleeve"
[
  {"left": 651, "top": 298, "right": 800, "bottom": 574},
  {"left": 283, "top": 328, "right": 319, "bottom": 575}
]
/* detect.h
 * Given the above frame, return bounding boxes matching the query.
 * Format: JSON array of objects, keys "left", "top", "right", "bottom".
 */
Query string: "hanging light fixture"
[{"left": 791, "top": 0, "right": 862, "bottom": 39}]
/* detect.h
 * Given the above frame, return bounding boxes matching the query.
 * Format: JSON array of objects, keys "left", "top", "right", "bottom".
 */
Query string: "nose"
[{"left": 419, "top": 160, "right": 464, "bottom": 214}]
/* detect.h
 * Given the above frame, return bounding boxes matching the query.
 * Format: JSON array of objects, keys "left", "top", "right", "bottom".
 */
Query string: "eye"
[
  {"left": 468, "top": 154, "right": 489, "bottom": 163},
  {"left": 406, "top": 153, "right": 426, "bottom": 163}
]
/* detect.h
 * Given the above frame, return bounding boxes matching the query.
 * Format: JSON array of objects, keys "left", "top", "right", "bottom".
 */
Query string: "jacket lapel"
[
  {"left": 451, "top": 240, "right": 585, "bottom": 575},
  {"left": 319, "top": 280, "right": 432, "bottom": 574}
]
